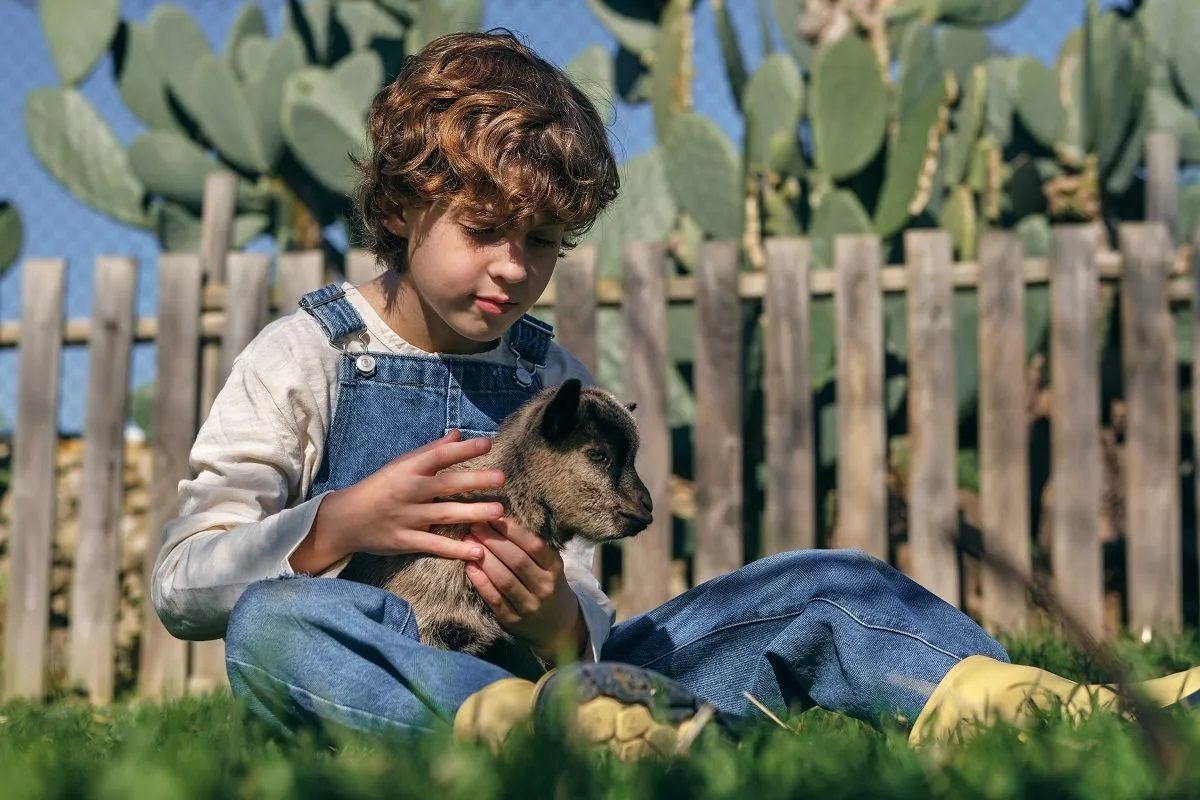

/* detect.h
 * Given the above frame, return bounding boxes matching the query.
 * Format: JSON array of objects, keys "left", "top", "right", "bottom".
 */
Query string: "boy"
[{"left": 153, "top": 31, "right": 1200, "bottom": 758}]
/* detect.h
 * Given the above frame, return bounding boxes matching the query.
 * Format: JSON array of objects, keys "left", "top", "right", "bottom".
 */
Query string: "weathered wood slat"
[
  {"left": 694, "top": 241, "right": 742, "bottom": 583},
  {"left": 834, "top": 236, "right": 888, "bottom": 558},
  {"left": 4, "top": 259, "right": 66, "bottom": 699},
  {"left": 553, "top": 246, "right": 598, "bottom": 377},
  {"left": 139, "top": 253, "right": 201, "bottom": 698},
  {"left": 199, "top": 174, "right": 236, "bottom": 284},
  {"left": 764, "top": 238, "right": 815, "bottom": 555},
  {"left": 1145, "top": 131, "right": 1180, "bottom": 241},
  {"left": 1120, "top": 223, "right": 1181, "bottom": 633},
  {"left": 216, "top": 252, "right": 272, "bottom": 387},
  {"left": 346, "top": 249, "right": 385, "bottom": 285},
  {"left": 977, "top": 231, "right": 1030, "bottom": 632},
  {"left": 198, "top": 175, "right": 237, "bottom": 431},
  {"left": 275, "top": 251, "right": 326, "bottom": 318},
  {"left": 905, "top": 231, "right": 959, "bottom": 605},
  {"left": 67, "top": 258, "right": 136, "bottom": 704},
  {"left": 1050, "top": 225, "right": 1104, "bottom": 638},
  {"left": 620, "top": 243, "right": 672, "bottom": 616}
]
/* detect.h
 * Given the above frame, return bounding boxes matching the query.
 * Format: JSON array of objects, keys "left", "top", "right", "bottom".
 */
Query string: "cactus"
[
  {"left": 713, "top": 0, "right": 747, "bottom": 105},
  {"left": 39, "top": 0, "right": 121, "bottom": 85},
  {"left": 1014, "top": 56, "right": 1063, "bottom": 150},
  {"left": 875, "top": 73, "right": 955, "bottom": 237},
  {"left": 663, "top": 113, "right": 743, "bottom": 240},
  {"left": 896, "top": 22, "right": 942, "bottom": 120},
  {"left": 810, "top": 189, "right": 872, "bottom": 268},
  {"left": 24, "top": 88, "right": 149, "bottom": 228},
  {"left": 944, "top": 64, "right": 986, "bottom": 187},
  {"left": 583, "top": 147, "right": 677, "bottom": 278},
  {"left": 31, "top": 0, "right": 481, "bottom": 257},
  {"left": 1180, "top": 184, "right": 1200, "bottom": 247},
  {"left": 650, "top": 0, "right": 694, "bottom": 141},
  {"left": 936, "top": 25, "right": 989, "bottom": 87},
  {"left": 566, "top": 44, "right": 616, "bottom": 124},
  {"left": 0, "top": 202, "right": 22, "bottom": 277},
  {"left": 811, "top": 35, "right": 887, "bottom": 181},
  {"left": 939, "top": 184, "right": 977, "bottom": 259},
  {"left": 743, "top": 53, "right": 804, "bottom": 175}
]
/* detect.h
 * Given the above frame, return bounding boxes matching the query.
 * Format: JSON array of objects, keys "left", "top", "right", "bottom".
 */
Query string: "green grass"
[{"left": 4, "top": 628, "right": 1200, "bottom": 799}]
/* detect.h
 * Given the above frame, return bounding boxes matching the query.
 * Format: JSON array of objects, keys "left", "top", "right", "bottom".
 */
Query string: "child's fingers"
[
  {"left": 393, "top": 530, "right": 485, "bottom": 561},
  {"left": 465, "top": 563, "right": 520, "bottom": 624},
  {"left": 417, "top": 469, "right": 505, "bottom": 500},
  {"left": 489, "top": 517, "right": 557, "bottom": 571},
  {"left": 417, "top": 500, "right": 505, "bottom": 526},
  {"left": 465, "top": 534, "right": 539, "bottom": 615},
  {"left": 392, "top": 430, "right": 461, "bottom": 464},
  {"left": 408, "top": 434, "right": 492, "bottom": 475},
  {"left": 468, "top": 523, "right": 553, "bottom": 594}
]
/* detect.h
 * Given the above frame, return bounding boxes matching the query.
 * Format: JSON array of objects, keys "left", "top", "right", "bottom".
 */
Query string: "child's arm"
[{"left": 151, "top": 349, "right": 498, "bottom": 641}]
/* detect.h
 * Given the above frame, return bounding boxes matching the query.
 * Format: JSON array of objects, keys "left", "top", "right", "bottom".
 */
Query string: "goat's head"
[{"left": 498, "top": 379, "right": 652, "bottom": 544}]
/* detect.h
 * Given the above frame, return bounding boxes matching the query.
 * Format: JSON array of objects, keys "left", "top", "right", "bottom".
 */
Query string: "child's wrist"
[{"left": 292, "top": 490, "right": 353, "bottom": 574}]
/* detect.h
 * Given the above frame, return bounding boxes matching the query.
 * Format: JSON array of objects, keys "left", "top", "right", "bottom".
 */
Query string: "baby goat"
[{"left": 339, "top": 378, "right": 652, "bottom": 655}]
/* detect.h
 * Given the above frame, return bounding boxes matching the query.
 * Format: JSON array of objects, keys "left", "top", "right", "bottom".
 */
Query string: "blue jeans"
[{"left": 224, "top": 549, "right": 1008, "bottom": 737}]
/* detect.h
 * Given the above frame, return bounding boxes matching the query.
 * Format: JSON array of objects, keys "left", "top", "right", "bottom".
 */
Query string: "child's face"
[{"left": 384, "top": 201, "right": 565, "bottom": 354}]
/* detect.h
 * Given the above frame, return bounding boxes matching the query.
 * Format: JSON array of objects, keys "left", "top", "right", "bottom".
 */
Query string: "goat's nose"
[{"left": 636, "top": 486, "right": 653, "bottom": 516}]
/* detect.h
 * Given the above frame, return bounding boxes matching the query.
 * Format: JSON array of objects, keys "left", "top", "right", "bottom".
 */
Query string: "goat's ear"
[
  {"left": 626, "top": 402, "right": 637, "bottom": 413},
  {"left": 540, "top": 379, "right": 582, "bottom": 442}
]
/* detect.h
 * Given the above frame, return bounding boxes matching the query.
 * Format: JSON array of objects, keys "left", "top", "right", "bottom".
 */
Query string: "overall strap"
[
  {"left": 508, "top": 314, "right": 554, "bottom": 387},
  {"left": 298, "top": 284, "right": 367, "bottom": 346}
]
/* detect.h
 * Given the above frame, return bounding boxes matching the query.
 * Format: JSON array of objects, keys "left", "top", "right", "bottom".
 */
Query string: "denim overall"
[{"left": 224, "top": 284, "right": 1009, "bottom": 739}]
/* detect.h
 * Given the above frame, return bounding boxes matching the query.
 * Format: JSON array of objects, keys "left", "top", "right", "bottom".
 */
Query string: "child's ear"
[
  {"left": 540, "top": 379, "right": 582, "bottom": 442},
  {"left": 382, "top": 209, "right": 410, "bottom": 238}
]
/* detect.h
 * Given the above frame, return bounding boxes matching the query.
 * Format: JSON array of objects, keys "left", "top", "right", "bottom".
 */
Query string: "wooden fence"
[{"left": 2, "top": 133, "right": 1199, "bottom": 704}]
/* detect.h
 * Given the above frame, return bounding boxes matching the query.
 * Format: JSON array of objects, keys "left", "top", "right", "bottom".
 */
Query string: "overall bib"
[{"left": 225, "top": 284, "right": 1008, "bottom": 738}]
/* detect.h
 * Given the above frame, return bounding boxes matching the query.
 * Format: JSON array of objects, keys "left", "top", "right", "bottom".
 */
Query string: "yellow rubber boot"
[
  {"left": 453, "top": 663, "right": 735, "bottom": 759},
  {"left": 909, "top": 655, "right": 1200, "bottom": 745}
]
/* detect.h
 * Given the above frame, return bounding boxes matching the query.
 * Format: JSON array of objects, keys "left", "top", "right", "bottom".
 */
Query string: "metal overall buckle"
[
  {"left": 509, "top": 340, "right": 539, "bottom": 387},
  {"left": 340, "top": 331, "right": 375, "bottom": 378}
]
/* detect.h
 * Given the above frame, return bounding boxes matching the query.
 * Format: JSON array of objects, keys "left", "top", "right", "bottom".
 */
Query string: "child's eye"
[
  {"left": 530, "top": 234, "right": 560, "bottom": 248},
  {"left": 463, "top": 225, "right": 501, "bottom": 241}
]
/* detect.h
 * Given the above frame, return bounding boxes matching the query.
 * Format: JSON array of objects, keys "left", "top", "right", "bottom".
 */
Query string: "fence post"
[
  {"left": 4, "top": 259, "right": 66, "bottom": 700},
  {"left": 68, "top": 257, "right": 136, "bottom": 704},
  {"left": 139, "top": 253, "right": 202, "bottom": 698},
  {"left": 1120, "top": 222, "right": 1180, "bottom": 634},
  {"left": 1049, "top": 225, "right": 1104, "bottom": 638},
  {"left": 904, "top": 230, "right": 959, "bottom": 606},
  {"left": 694, "top": 241, "right": 742, "bottom": 584},
  {"left": 1145, "top": 131, "right": 1180, "bottom": 241},
  {"left": 834, "top": 235, "right": 887, "bottom": 559},
  {"left": 620, "top": 243, "right": 672, "bottom": 616},
  {"left": 764, "top": 237, "right": 815, "bottom": 555},
  {"left": 977, "top": 231, "right": 1030, "bottom": 632},
  {"left": 275, "top": 251, "right": 327, "bottom": 318}
]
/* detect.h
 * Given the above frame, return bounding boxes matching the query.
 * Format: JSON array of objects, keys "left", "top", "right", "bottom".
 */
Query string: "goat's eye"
[{"left": 587, "top": 448, "right": 608, "bottom": 464}]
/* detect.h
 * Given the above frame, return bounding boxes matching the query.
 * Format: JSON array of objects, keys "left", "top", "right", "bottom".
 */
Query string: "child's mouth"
[{"left": 474, "top": 296, "right": 514, "bottom": 315}]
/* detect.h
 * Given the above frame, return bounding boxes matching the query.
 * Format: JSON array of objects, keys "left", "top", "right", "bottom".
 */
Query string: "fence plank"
[
  {"left": 190, "top": 252, "right": 271, "bottom": 693},
  {"left": 764, "top": 238, "right": 814, "bottom": 555},
  {"left": 905, "top": 231, "right": 959, "bottom": 605},
  {"left": 4, "top": 259, "right": 66, "bottom": 699},
  {"left": 553, "top": 246, "right": 598, "bottom": 377},
  {"left": 275, "top": 251, "right": 326, "bottom": 318},
  {"left": 694, "top": 241, "right": 743, "bottom": 583},
  {"left": 1120, "top": 223, "right": 1181, "bottom": 633},
  {"left": 1050, "top": 225, "right": 1104, "bottom": 638},
  {"left": 67, "top": 258, "right": 135, "bottom": 704},
  {"left": 216, "top": 252, "right": 272, "bottom": 386},
  {"left": 1145, "top": 131, "right": 1180, "bottom": 241},
  {"left": 198, "top": 174, "right": 237, "bottom": 426},
  {"left": 346, "top": 248, "right": 385, "bottom": 285},
  {"left": 978, "top": 231, "right": 1030, "bottom": 632},
  {"left": 834, "top": 236, "right": 888, "bottom": 558},
  {"left": 139, "top": 253, "right": 201, "bottom": 698},
  {"left": 620, "top": 243, "right": 672, "bottom": 616}
]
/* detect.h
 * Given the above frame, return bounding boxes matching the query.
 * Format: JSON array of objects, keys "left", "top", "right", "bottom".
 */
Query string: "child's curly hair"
[{"left": 353, "top": 30, "right": 620, "bottom": 271}]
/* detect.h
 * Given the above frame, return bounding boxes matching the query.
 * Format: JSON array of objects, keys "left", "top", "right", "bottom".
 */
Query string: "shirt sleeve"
[{"left": 150, "top": 349, "right": 344, "bottom": 641}]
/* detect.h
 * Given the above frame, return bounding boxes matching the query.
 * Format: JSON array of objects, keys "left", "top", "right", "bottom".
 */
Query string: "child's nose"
[{"left": 490, "top": 255, "right": 528, "bottom": 284}]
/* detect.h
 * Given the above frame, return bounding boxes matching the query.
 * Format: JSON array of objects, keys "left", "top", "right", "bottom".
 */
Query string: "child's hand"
[
  {"left": 463, "top": 517, "right": 587, "bottom": 662},
  {"left": 297, "top": 430, "right": 507, "bottom": 573}
]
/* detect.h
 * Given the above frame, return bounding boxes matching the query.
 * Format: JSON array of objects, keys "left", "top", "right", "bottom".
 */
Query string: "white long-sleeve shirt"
[{"left": 151, "top": 281, "right": 616, "bottom": 660}]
